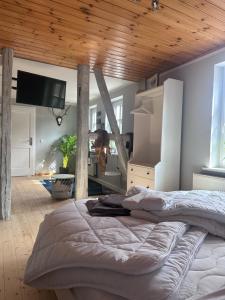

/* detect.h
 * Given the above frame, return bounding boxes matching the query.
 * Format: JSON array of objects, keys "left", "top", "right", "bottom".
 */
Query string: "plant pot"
[{"left": 59, "top": 167, "right": 69, "bottom": 174}]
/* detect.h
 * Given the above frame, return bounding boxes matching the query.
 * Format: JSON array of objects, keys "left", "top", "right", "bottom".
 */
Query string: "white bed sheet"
[{"left": 55, "top": 234, "right": 225, "bottom": 300}]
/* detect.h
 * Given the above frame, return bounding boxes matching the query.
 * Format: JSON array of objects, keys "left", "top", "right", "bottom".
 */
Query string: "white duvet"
[
  {"left": 24, "top": 200, "right": 206, "bottom": 300},
  {"left": 124, "top": 189, "right": 225, "bottom": 238}
]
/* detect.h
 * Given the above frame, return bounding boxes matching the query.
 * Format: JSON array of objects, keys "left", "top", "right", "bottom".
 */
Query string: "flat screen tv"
[{"left": 16, "top": 70, "right": 66, "bottom": 109}]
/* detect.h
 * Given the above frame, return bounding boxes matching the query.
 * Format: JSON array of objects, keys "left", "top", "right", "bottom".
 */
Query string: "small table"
[{"left": 51, "top": 174, "right": 75, "bottom": 200}]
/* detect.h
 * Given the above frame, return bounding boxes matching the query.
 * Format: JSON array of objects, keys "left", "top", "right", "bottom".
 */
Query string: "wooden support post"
[
  {"left": 94, "top": 67, "right": 128, "bottom": 179},
  {"left": 75, "top": 64, "right": 90, "bottom": 200},
  {"left": 0, "top": 48, "right": 13, "bottom": 220}
]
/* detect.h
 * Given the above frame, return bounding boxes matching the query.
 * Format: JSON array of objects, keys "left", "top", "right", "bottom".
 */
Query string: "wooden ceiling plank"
[
  {"left": 0, "top": 4, "right": 218, "bottom": 77},
  {"left": 51, "top": 0, "right": 208, "bottom": 44},
  {"left": 207, "top": 0, "right": 225, "bottom": 11},
  {"left": 2, "top": 0, "right": 171, "bottom": 42},
  {"left": 0, "top": 12, "right": 193, "bottom": 68},
  {"left": 76, "top": 0, "right": 225, "bottom": 43},
  {"left": 1, "top": 0, "right": 221, "bottom": 71},
  {"left": 0, "top": 3, "right": 200, "bottom": 63},
  {"left": 0, "top": 38, "right": 148, "bottom": 78},
  {"left": 163, "top": 0, "right": 225, "bottom": 32},
  {"left": 0, "top": 42, "right": 149, "bottom": 78},
  {"left": 0, "top": 27, "right": 213, "bottom": 80},
  {"left": 0, "top": 31, "right": 147, "bottom": 72},
  {"left": 130, "top": 0, "right": 225, "bottom": 30},
  {"left": 26, "top": 0, "right": 195, "bottom": 42},
  {"left": 35, "top": 0, "right": 225, "bottom": 47},
  {"left": 0, "top": 20, "right": 179, "bottom": 71},
  {"left": 185, "top": 0, "right": 225, "bottom": 24},
  {"left": 2, "top": 0, "right": 211, "bottom": 56},
  {"left": 15, "top": 54, "right": 141, "bottom": 81},
  {"left": 0, "top": 41, "right": 141, "bottom": 81},
  {"left": 103, "top": 0, "right": 225, "bottom": 43}
]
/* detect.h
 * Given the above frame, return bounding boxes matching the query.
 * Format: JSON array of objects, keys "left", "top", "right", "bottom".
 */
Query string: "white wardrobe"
[{"left": 127, "top": 78, "right": 183, "bottom": 192}]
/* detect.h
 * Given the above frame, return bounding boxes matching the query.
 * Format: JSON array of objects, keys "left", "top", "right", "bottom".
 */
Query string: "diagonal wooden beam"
[
  {"left": 0, "top": 48, "right": 13, "bottom": 220},
  {"left": 75, "top": 64, "right": 90, "bottom": 200},
  {"left": 94, "top": 67, "right": 128, "bottom": 179}
]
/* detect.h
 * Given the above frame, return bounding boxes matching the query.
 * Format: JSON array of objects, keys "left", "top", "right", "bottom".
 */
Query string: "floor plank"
[{"left": 0, "top": 176, "right": 71, "bottom": 300}]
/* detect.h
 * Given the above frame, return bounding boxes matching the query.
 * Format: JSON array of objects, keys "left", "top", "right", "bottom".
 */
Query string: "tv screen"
[{"left": 16, "top": 71, "right": 66, "bottom": 109}]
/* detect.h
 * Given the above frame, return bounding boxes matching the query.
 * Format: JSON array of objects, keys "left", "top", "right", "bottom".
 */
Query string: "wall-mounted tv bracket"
[{"left": 12, "top": 77, "right": 17, "bottom": 90}]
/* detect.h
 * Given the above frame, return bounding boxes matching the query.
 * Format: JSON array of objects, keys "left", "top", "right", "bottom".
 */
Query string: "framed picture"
[{"left": 146, "top": 74, "right": 158, "bottom": 90}]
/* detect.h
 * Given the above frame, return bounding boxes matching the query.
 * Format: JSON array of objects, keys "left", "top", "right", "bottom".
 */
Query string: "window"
[
  {"left": 108, "top": 140, "right": 117, "bottom": 155},
  {"left": 105, "top": 96, "right": 123, "bottom": 133},
  {"left": 210, "top": 64, "right": 225, "bottom": 168},
  {"left": 89, "top": 105, "right": 97, "bottom": 132}
]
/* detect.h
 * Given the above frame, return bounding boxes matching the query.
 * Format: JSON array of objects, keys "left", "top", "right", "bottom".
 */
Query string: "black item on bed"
[{"left": 86, "top": 195, "right": 130, "bottom": 217}]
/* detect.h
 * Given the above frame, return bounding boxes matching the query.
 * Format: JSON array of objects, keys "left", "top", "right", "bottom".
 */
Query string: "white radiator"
[{"left": 193, "top": 173, "right": 225, "bottom": 191}]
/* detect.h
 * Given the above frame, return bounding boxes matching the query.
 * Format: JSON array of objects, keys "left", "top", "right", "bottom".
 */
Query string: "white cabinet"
[
  {"left": 127, "top": 162, "right": 155, "bottom": 190},
  {"left": 127, "top": 79, "right": 183, "bottom": 192}
]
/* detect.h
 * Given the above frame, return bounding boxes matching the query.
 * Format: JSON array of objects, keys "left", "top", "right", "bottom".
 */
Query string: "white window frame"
[
  {"left": 89, "top": 104, "right": 97, "bottom": 132},
  {"left": 105, "top": 96, "right": 123, "bottom": 133}
]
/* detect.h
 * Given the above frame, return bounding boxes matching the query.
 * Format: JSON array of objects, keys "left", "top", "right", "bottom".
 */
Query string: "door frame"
[{"left": 11, "top": 105, "right": 36, "bottom": 176}]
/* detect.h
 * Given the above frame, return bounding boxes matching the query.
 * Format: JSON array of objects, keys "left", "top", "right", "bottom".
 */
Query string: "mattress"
[{"left": 55, "top": 234, "right": 225, "bottom": 300}]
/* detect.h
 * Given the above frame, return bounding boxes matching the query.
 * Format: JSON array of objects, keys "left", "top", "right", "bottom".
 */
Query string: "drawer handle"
[
  {"left": 131, "top": 168, "right": 133, "bottom": 171},
  {"left": 147, "top": 172, "right": 150, "bottom": 175},
  {"left": 130, "top": 181, "right": 133, "bottom": 184},
  {"left": 146, "top": 186, "right": 150, "bottom": 188}
]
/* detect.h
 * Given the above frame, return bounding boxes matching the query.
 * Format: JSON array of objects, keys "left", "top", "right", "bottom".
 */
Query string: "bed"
[{"left": 24, "top": 188, "right": 225, "bottom": 300}]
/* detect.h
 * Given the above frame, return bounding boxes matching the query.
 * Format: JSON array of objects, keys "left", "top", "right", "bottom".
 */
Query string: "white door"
[{"left": 11, "top": 106, "right": 36, "bottom": 176}]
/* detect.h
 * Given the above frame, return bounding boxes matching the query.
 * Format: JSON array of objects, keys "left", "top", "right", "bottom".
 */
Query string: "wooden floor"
[{"left": 0, "top": 176, "right": 71, "bottom": 300}]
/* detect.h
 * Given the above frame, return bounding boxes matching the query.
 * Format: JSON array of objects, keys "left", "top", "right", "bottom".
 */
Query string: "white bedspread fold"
[
  {"left": 124, "top": 190, "right": 225, "bottom": 238},
  {"left": 131, "top": 210, "right": 225, "bottom": 239}
]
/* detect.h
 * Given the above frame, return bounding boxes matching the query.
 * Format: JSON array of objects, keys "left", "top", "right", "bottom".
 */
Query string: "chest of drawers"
[{"left": 127, "top": 162, "right": 155, "bottom": 191}]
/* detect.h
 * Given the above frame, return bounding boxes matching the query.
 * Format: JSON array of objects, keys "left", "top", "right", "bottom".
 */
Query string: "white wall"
[
  {"left": 160, "top": 47, "right": 225, "bottom": 190},
  {"left": 35, "top": 105, "right": 77, "bottom": 174}
]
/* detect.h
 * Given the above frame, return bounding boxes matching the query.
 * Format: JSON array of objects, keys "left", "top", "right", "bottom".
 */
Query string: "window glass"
[
  {"left": 89, "top": 105, "right": 97, "bottom": 132},
  {"left": 105, "top": 96, "right": 123, "bottom": 133},
  {"left": 210, "top": 66, "right": 225, "bottom": 168}
]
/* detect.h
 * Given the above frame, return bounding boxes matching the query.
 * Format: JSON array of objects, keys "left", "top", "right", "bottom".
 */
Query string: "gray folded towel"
[{"left": 98, "top": 194, "right": 127, "bottom": 208}]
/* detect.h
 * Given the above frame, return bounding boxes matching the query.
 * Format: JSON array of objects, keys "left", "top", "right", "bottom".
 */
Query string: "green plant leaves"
[{"left": 58, "top": 135, "right": 77, "bottom": 168}]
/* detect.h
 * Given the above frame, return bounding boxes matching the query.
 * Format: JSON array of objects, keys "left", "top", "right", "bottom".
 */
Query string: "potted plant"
[{"left": 58, "top": 135, "right": 77, "bottom": 174}]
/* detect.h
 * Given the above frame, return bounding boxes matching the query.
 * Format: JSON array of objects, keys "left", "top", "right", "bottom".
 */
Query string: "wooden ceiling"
[{"left": 1, "top": 0, "right": 225, "bottom": 81}]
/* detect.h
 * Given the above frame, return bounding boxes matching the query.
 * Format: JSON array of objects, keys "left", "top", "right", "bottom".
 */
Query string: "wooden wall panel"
[{"left": 0, "top": 0, "right": 225, "bottom": 80}]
